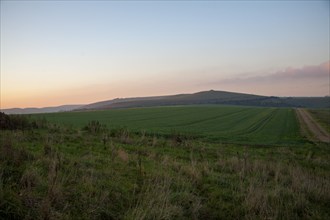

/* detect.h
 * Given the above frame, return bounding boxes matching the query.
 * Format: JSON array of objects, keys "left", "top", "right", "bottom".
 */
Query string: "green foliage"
[
  {"left": 0, "top": 112, "right": 47, "bottom": 130},
  {"left": 0, "top": 138, "right": 34, "bottom": 219},
  {"left": 83, "top": 120, "right": 107, "bottom": 134},
  {"left": 0, "top": 112, "right": 31, "bottom": 130}
]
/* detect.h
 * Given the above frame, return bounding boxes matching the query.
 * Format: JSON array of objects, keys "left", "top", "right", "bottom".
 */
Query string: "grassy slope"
[
  {"left": 1, "top": 122, "right": 329, "bottom": 219},
  {"left": 34, "top": 106, "right": 303, "bottom": 145},
  {"left": 82, "top": 90, "right": 330, "bottom": 110},
  {"left": 81, "top": 90, "right": 266, "bottom": 110},
  {"left": 307, "top": 109, "right": 330, "bottom": 133}
]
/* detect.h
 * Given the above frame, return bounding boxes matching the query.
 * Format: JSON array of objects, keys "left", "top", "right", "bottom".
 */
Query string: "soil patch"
[{"left": 296, "top": 108, "right": 330, "bottom": 143}]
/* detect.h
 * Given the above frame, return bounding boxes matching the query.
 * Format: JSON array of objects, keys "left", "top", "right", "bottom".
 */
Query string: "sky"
[{"left": 1, "top": 0, "right": 329, "bottom": 108}]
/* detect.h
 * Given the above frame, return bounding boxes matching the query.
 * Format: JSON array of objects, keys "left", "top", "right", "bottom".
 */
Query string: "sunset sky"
[{"left": 1, "top": 1, "right": 329, "bottom": 109}]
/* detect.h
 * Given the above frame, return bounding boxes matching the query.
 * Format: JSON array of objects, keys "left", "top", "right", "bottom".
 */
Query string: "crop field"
[
  {"left": 1, "top": 109, "right": 330, "bottom": 219},
  {"left": 35, "top": 106, "right": 302, "bottom": 145},
  {"left": 1, "top": 107, "right": 330, "bottom": 219},
  {"left": 308, "top": 109, "right": 330, "bottom": 133}
]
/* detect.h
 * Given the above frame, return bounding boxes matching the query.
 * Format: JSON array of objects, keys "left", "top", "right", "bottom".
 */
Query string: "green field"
[
  {"left": 1, "top": 109, "right": 330, "bottom": 219},
  {"left": 2, "top": 107, "right": 330, "bottom": 219},
  {"left": 35, "top": 106, "right": 302, "bottom": 145},
  {"left": 308, "top": 109, "right": 330, "bottom": 133}
]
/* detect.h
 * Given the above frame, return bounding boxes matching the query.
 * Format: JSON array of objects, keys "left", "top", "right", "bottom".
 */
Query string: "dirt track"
[{"left": 296, "top": 108, "right": 330, "bottom": 143}]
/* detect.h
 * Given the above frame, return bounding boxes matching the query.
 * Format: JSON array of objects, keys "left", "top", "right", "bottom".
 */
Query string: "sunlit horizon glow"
[{"left": 1, "top": 1, "right": 329, "bottom": 109}]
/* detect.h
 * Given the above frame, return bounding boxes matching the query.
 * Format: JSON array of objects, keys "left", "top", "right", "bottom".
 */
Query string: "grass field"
[
  {"left": 1, "top": 111, "right": 330, "bottom": 219},
  {"left": 33, "top": 106, "right": 303, "bottom": 145},
  {"left": 308, "top": 109, "right": 330, "bottom": 133}
]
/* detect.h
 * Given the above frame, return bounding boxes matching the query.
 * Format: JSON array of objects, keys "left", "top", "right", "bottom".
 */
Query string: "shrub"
[
  {"left": 83, "top": 120, "right": 107, "bottom": 133},
  {"left": 0, "top": 112, "right": 31, "bottom": 130}
]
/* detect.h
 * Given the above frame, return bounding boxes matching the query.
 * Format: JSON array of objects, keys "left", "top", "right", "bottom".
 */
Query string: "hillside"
[
  {"left": 79, "top": 90, "right": 330, "bottom": 110},
  {"left": 1, "top": 105, "right": 84, "bottom": 115},
  {"left": 2, "top": 91, "right": 328, "bottom": 115}
]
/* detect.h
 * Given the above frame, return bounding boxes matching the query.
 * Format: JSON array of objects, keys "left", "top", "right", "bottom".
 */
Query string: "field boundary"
[{"left": 296, "top": 108, "right": 330, "bottom": 143}]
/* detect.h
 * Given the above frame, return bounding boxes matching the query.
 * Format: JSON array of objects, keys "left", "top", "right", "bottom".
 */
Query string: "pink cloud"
[
  {"left": 213, "top": 61, "right": 329, "bottom": 96},
  {"left": 220, "top": 61, "right": 329, "bottom": 83}
]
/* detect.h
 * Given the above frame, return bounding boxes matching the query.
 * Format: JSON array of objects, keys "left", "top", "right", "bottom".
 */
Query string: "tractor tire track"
[{"left": 296, "top": 108, "right": 330, "bottom": 143}]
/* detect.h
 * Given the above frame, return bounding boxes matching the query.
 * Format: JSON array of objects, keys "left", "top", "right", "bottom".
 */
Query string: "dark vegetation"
[
  {"left": 1, "top": 111, "right": 330, "bottom": 219},
  {"left": 0, "top": 112, "right": 45, "bottom": 130}
]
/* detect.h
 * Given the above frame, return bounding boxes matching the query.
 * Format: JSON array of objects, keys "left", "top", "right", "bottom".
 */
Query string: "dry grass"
[
  {"left": 126, "top": 175, "right": 179, "bottom": 220},
  {"left": 1, "top": 121, "right": 330, "bottom": 219},
  {"left": 20, "top": 168, "right": 40, "bottom": 190},
  {"left": 117, "top": 149, "right": 129, "bottom": 162}
]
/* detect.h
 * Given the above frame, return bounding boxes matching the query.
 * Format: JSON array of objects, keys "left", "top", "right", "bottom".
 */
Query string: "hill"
[
  {"left": 1, "top": 105, "right": 84, "bottom": 115},
  {"left": 2, "top": 91, "right": 328, "bottom": 114},
  {"left": 79, "top": 90, "right": 330, "bottom": 110}
]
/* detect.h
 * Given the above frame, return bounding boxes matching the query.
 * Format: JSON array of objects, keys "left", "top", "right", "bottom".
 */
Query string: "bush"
[
  {"left": 83, "top": 120, "right": 107, "bottom": 133},
  {"left": 0, "top": 112, "right": 31, "bottom": 130}
]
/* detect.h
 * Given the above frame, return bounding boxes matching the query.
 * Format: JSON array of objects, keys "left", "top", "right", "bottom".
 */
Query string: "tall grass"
[{"left": 1, "top": 116, "right": 329, "bottom": 219}]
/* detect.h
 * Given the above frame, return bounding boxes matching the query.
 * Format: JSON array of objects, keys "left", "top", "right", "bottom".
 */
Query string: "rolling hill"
[
  {"left": 2, "top": 90, "right": 329, "bottom": 114},
  {"left": 1, "top": 105, "right": 84, "bottom": 114},
  {"left": 79, "top": 90, "right": 330, "bottom": 110}
]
